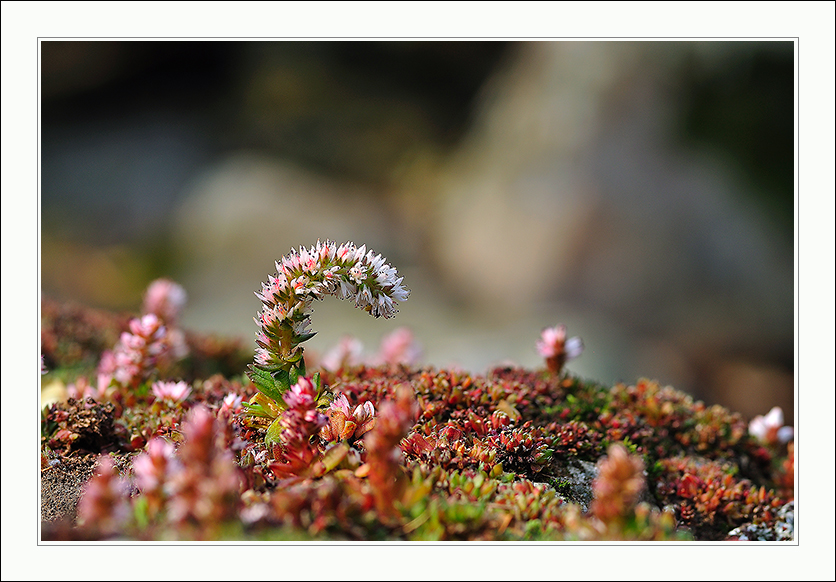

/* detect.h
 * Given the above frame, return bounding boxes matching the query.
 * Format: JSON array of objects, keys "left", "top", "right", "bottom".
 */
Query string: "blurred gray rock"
[{"left": 401, "top": 42, "right": 792, "bottom": 417}]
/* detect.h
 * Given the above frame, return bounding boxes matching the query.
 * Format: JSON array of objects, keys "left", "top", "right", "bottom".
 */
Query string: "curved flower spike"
[
  {"left": 244, "top": 242, "right": 407, "bottom": 445},
  {"left": 252, "top": 240, "right": 409, "bottom": 371}
]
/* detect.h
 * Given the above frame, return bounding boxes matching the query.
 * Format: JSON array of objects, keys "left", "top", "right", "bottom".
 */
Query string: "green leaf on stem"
[
  {"left": 247, "top": 366, "right": 286, "bottom": 403},
  {"left": 242, "top": 392, "right": 286, "bottom": 420},
  {"left": 265, "top": 416, "right": 284, "bottom": 447},
  {"left": 288, "top": 364, "right": 301, "bottom": 387},
  {"left": 254, "top": 362, "right": 286, "bottom": 373}
]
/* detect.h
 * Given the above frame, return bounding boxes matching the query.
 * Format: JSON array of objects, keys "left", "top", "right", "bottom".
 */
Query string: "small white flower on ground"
[{"left": 749, "top": 406, "right": 793, "bottom": 445}]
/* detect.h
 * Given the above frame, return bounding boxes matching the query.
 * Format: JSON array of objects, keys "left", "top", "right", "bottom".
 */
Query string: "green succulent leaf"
[
  {"left": 133, "top": 496, "right": 149, "bottom": 529},
  {"left": 247, "top": 367, "right": 286, "bottom": 403},
  {"left": 260, "top": 327, "right": 282, "bottom": 340},
  {"left": 313, "top": 374, "right": 333, "bottom": 408},
  {"left": 41, "top": 405, "right": 58, "bottom": 439},
  {"left": 253, "top": 362, "right": 287, "bottom": 373},
  {"left": 535, "top": 449, "right": 554, "bottom": 463},
  {"left": 240, "top": 400, "right": 273, "bottom": 419},
  {"left": 319, "top": 442, "right": 349, "bottom": 475},
  {"left": 273, "top": 368, "right": 291, "bottom": 393},
  {"left": 242, "top": 392, "right": 287, "bottom": 421},
  {"left": 265, "top": 416, "right": 284, "bottom": 447},
  {"left": 288, "top": 364, "right": 301, "bottom": 387},
  {"left": 295, "top": 331, "right": 317, "bottom": 344},
  {"left": 135, "top": 381, "right": 151, "bottom": 398}
]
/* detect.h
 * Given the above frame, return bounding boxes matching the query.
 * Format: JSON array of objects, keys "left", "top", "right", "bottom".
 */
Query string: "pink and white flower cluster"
[
  {"left": 268, "top": 377, "right": 329, "bottom": 478},
  {"left": 143, "top": 278, "right": 187, "bottom": 324},
  {"left": 76, "top": 456, "right": 131, "bottom": 533},
  {"left": 364, "top": 385, "right": 418, "bottom": 521},
  {"left": 749, "top": 406, "right": 793, "bottom": 446},
  {"left": 154, "top": 406, "right": 241, "bottom": 529},
  {"left": 165, "top": 405, "right": 241, "bottom": 527},
  {"left": 78, "top": 408, "right": 242, "bottom": 536},
  {"left": 67, "top": 374, "right": 112, "bottom": 401},
  {"left": 133, "top": 437, "right": 177, "bottom": 494},
  {"left": 254, "top": 240, "right": 409, "bottom": 368},
  {"left": 368, "top": 327, "right": 422, "bottom": 367},
  {"left": 219, "top": 392, "right": 244, "bottom": 415},
  {"left": 99, "top": 314, "right": 170, "bottom": 388},
  {"left": 536, "top": 324, "right": 584, "bottom": 374},
  {"left": 143, "top": 277, "right": 190, "bottom": 362},
  {"left": 96, "top": 278, "right": 191, "bottom": 391},
  {"left": 318, "top": 327, "right": 422, "bottom": 372},
  {"left": 151, "top": 380, "right": 192, "bottom": 403}
]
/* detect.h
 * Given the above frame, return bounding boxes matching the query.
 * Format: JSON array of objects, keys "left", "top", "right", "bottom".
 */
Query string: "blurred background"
[{"left": 40, "top": 40, "right": 794, "bottom": 422}]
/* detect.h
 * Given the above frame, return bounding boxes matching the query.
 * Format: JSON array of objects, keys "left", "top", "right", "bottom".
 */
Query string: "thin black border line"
[
  {"left": 36, "top": 37, "right": 801, "bottom": 547},
  {"left": 794, "top": 34, "right": 800, "bottom": 545},
  {"left": 35, "top": 36, "right": 801, "bottom": 39},
  {"left": 37, "top": 36, "right": 43, "bottom": 548}
]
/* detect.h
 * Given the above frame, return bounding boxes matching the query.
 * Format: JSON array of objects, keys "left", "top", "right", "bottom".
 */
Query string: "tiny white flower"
[
  {"left": 565, "top": 336, "right": 585, "bottom": 360},
  {"left": 749, "top": 406, "right": 793, "bottom": 444},
  {"left": 349, "top": 265, "right": 366, "bottom": 284}
]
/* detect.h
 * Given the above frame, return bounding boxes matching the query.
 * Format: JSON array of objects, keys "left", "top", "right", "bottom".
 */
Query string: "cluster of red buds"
[
  {"left": 484, "top": 424, "right": 553, "bottom": 476},
  {"left": 98, "top": 314, "right": 169, "bottom": 389}
]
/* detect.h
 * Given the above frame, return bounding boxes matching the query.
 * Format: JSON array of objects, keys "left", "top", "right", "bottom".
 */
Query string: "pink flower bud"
[{"left": 143, "top": 278, "right": 187, "bottom": 323}]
